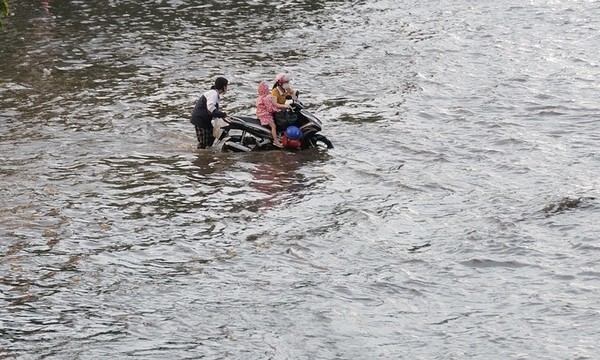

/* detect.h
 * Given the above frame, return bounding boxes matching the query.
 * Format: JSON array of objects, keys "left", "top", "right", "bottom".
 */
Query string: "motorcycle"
[{"left": 215, "top": 95, "right": 334, "bottom": 152}]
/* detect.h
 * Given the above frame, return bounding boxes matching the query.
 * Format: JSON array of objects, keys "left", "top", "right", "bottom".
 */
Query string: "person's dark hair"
[
  {"left": 212, "top": 77, "right": 229, "bottom": 91},
  {"left": 272, "top": 81, "right": 284, "bottom": 90}
]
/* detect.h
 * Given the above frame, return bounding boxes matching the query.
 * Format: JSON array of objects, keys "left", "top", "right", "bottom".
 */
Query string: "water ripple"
[{"left": 1, "top": 0, "right": 599, "bottom": 359}]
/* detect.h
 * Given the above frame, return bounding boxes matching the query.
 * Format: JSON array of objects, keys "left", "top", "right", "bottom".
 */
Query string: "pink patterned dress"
[{"left": 256, "top": 82, "right": 278, "bottom": 126}]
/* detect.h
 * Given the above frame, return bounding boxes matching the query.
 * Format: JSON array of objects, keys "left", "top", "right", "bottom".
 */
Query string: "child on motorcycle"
[{"left": 256, "top": 81, "right": 290, "bottom": 148}]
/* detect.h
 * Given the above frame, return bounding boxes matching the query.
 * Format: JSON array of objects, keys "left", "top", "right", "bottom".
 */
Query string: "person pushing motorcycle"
[{"left": 190, "top": 77, "right": 229, "bottom": 149}]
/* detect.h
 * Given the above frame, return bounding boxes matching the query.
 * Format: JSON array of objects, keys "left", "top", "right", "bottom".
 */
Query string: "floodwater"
[{"left": 1, "top": 0, "right": 599, "bottom": 359}]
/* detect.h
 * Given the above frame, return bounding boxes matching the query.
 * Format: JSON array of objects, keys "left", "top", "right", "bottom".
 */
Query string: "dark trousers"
[{"left": 195, "top": 125, "right": 215, "bottom": 149}]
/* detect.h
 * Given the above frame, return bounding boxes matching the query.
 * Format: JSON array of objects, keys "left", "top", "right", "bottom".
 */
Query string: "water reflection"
[
  {"left": 248, "top": 151, "right": 310, "bottom": 210},
  {"left": 190, "top": 150, "right": 328, "bottom": 213}
]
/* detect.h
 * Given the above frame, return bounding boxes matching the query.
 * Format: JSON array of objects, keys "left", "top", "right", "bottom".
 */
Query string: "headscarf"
[{"left": 257, "top": 81, "right": 270, "bottom": 97}]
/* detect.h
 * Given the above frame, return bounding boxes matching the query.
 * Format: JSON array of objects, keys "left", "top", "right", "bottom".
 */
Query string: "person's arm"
[
  {"left": 289, "top": 87, "right": 297, "bottom": 100},
  {"left": 206, "top": 90, "right": 227, "bottom": 117},
  {"left": 270, "top": 95, "right": 290, "bottom": 109}
]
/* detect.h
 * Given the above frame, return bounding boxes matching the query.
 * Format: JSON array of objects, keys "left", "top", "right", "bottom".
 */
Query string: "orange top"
[{"left": 270, "top": 86, "right": 295, "bottom": 105}]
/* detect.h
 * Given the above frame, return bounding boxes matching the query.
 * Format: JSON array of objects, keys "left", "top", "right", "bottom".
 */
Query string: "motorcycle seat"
[{"left": 235, "top": 115, "right": 263, "bottom": 127}]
